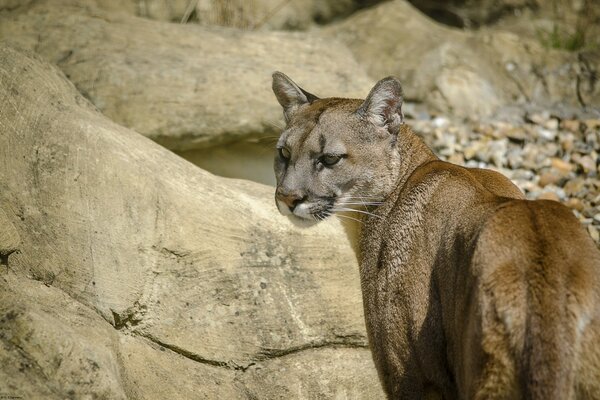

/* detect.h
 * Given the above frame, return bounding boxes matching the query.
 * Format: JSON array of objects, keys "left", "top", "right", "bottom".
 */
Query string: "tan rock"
[
  {"left": 537, "top": 191, "right": 561, "bottom": 202},
  {"left": 585, "top": 119, "right": 600, "bottom": 130},
  {"left": 551, "top": 157, "right": 574, "bottom": 173},
  {"left": 0, "top": 44, "right": 384, "bottom": 398},
  {"left": 565, "top": 197, "right": 585, "bottom": 212},
  {"left": 560, "top": 132, "right": 575, "bottom": 152},
  {"left": 0, "top": 1, "right": 373, "bottom": 151},
  {"left": 563, "top": 178, "right": 586, "bottom": 196},
  {"left": 561, "top": 119, "right": 581, "bottom": 133},
  {"left": 324, "top": 0, "right": 599, "bottom": 117},
  {"left": 538, "top": 170, "right": 561, "bottom": 187},
  {"left": 588, "top": 225, "right": 600, "bottom": 243},
  {"left": 576, "top": 155, "right": 597, "bottom": 174}
]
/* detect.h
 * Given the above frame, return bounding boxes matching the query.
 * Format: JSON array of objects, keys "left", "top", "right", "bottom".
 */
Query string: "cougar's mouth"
[{"left": 275, "top": 194, "right": 336, "bottom": 225}]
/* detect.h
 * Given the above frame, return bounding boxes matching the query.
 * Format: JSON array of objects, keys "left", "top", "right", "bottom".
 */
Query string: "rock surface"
[
  {"left": 0, "top": 44, "right": 384, "bottom": 399},
  {"left": 0, "top": 207, "right": 20, "bottom": 265},
  {"left": 325, "top": 0, "right": 600, "bottom": 117},
  {"left": 0, "top": 0, "right": 385, "bottom": 29},
  {"left": 0, "top": 1, "right": 374, "bottom": 151}
]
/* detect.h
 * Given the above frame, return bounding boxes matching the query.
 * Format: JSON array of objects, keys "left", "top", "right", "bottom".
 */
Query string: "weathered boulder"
[
  {"left": 191, "top": 0, "right": 388, "bottom": 30},
  {"left": 0, "top": 0, "right": 191, "bottom": 22},
  {"left": 0, "top": 44, "right": 384, "bottom": 398},
  {"left": 406, "top": 0, "right": 534, "bottom": 28},
  {"left": 325, "top": 0, "right": 600, "bottom": 117},
  {"left": 0, "top": 1, "right": 373, "bottom": 151},
  {"left": 0, "top": 0, "right": 386, "bottom": 29}
]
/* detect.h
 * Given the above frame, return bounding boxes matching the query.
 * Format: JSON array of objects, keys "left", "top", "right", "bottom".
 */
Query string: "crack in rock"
[{"left": 135, "top": 332, "right": 369, "bottom": 372}]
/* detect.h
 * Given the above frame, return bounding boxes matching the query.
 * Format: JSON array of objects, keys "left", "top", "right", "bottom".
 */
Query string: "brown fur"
[{"left": 271, "top": 72, "right": 600, "bottom": 399}]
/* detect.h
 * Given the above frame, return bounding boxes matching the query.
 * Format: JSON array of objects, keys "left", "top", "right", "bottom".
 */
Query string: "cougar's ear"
[
  {"left": 272, "top": 72, "right": 319, "bottom": 122},
  {"left": 357, "top": 77, "right": 404, "bottom": 135}
]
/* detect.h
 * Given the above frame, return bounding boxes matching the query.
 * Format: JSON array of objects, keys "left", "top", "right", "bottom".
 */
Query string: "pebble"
[
  {"left": 538, "top": 191, "right": 561, "bottom": 201},
  {"left": 576, "top": 155, "right": 597, "bottom": 174},
  {"left": 550, "top": 158, "right": 574, "bottom": 174},
  {"left": 537, "top": 127, "right": 557, "bottom": 141},
  {"left": 563, "top": 178, "right": 585, "bottom": 196},
  {"left": 538, "top": 170, "right": 561, "bottom": 187},
  {"left": 411, "top": 111, "right": 600, "bottom": 247},
  {"left": 544, "top": 118, "right": 559, "bottom": 130},
  {"left": 561, "top": 119, "right": 581, "bottom": 133},
  {"left": 588, "top": 225, "right": 600, "bottom": 242},
  {"left": 585, "top": 119, "right": 600, "bottom": 130},
  {"left": 565, "top": 198, "right": 585, "bottom": 211}
]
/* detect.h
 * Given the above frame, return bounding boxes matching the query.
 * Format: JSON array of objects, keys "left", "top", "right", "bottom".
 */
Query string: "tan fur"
[{"left": 271, "top": 72, "right": 600, "bottom": 399}]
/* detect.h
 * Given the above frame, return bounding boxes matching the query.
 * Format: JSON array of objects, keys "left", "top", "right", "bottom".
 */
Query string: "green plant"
[{"left": 538, "top": 23, "right": 587, "bottom": 51}]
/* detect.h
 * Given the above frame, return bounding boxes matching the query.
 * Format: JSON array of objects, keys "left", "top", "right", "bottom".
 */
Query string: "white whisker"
[
  {"left": 337, "top": 202, "right": 384, "bottom": 206},
  {"left": 333, "top": 208, "right": 382, "bottom": 219},
  {"left": 335, "top": 214, "right": 363, "bottom": 224}
]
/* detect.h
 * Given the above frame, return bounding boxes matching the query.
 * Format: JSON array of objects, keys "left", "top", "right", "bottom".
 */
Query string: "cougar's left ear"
[
  {"left": 357, "top": 77, "right": 404, "bottom": 135},
  {"left": 272, "top": 72, "right": 319, "bottom": 123}
]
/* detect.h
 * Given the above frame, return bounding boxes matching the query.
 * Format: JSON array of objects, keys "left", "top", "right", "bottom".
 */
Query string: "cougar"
[{"left": 271, "top": 72, "right": 600, "bottom": 399}]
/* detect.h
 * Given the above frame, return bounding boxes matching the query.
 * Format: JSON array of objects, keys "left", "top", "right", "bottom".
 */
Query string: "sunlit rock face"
[{"left": 0, "top": 44, "right": 384, "bottom": 399}]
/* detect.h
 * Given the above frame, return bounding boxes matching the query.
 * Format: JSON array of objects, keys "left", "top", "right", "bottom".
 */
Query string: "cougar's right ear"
[
  {"left": 272, "top": 72, "right": 319, "bottom": 123},
  {"left": 356, "top": 76, "right": 404, "bottom": 135}
]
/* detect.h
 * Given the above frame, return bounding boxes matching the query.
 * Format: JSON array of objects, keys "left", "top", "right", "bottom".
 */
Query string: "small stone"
[
  {"left": 538, "top": 191, "right": 560, "bottom": 202},
  {"left": 463, "top": 142, "right": 483, "bottom": 160},
  {"left": 511, "top": 169, "right": 535, "bottom": 181},
  {"left": 507, "top": 149, "right": 523, "bottom": 169},
  {"left": 504, "top": 127, "right": 526, "bottom": 143},
  {"left": 528, "top": 111, "right": 550, "bottom": 126},
  {"left": 583, "top": 207, "right": 598, "bottom": 218},
  {"left": 537, "top": 128, "right": 556, "bottom": 141},
  {"left": 550, "top": 158, "right": 574, "bottom": 174},
  {"left": 565, "top": 198, "right": 585, "bottom": 211},
  {"left": 474, "top": 123, "right": 494, "bottom": 137},
  {"left": 448, "top": 153, "right": 464, "bottom": 165},
  {"left": 559, "top": 133, "right": 575, "bottom": 152},
  {"left": 563, "top": 178, "right": 585, "bottom": 196},
  {"left": 432, "top": 117, "right": 449, "bottom": 128},
  {"left": 538, "top": 171, "right": 561, "bottom": 187},
  {"left": 584, "top": 119, "right": 600, "bottom": 130},
  {"left": 577, "top": 155, "right": 597, "bottom": 174},
  {"left": 544, "top": 118, "right": 559, "bottom": 130},
  {"left": 561, "top": 119, "right": 581, "bottom": 133},
  {"left": 588, "top": 225, "right": 600, "bottom": 243},
  {"left": 585, "top": 132, "right": 598, "bottom": 148}
]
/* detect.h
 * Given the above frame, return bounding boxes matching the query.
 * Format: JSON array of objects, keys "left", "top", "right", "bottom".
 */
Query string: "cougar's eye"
[
  {"left": 279, "top": 147, "right": 291, "bottom": 161},
  {"left": 320, "top": 154, "right": 343, "bottom": 167}
]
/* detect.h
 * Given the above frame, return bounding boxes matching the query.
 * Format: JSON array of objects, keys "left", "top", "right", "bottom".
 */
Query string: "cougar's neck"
[
  {"left": 342, "top": 124, "right": 438, "bottom": 263},
  {"left": 393, "top": 124, "right": 438, "bottom": 192}
]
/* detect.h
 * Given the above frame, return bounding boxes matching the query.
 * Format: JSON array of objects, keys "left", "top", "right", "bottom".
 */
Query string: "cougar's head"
[{"left": 271, "top": 72, "right": 405, "bottom": 225}]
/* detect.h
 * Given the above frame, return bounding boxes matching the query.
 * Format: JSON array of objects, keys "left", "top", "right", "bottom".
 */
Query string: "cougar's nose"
[{"left": 275, "top": 187, "right": 304, "bottom": 211}]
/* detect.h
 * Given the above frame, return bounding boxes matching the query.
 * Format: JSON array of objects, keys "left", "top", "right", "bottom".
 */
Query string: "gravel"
[{"left": 408, "top": 108, "right": 600, "bottom": 248}]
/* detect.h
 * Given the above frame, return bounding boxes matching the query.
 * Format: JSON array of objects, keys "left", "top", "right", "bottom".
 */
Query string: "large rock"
[
  {"left": 0, "top": 44, "right": 384, "bottom": 398},
  {"left": 0, "top": 0, "right": 387, "bottom": 28},
  {"left": 192, "top": 0, "right": 388, "bottom": 30},
  {"left": 406, "top": 0, "right": 534, "bottom": 28},
  {"left": 325, "top": 0, "right": 599, "bottom": 117},
  {"left": 0, "top": 1, "right": 373, "bottom": 151}
]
